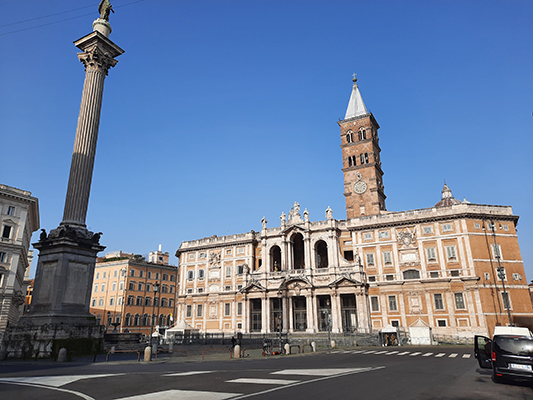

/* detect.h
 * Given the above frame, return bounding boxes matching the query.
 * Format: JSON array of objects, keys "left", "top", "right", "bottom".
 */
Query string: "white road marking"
[
  {"left": 164, "top": 371, "right": 214, "bottom": 377},
  {"left": 462, "top": 354, "right": 471, "bottom": 358},
  {"left": 449, "top": 353, "right": 458, "bottom": 358},
  {"left": 115, "top": 390, "right": 239, "bottom": 400},
  {"left": 272, "top": 368, "right": 370, "bottom": 376},
  {"left": 374, "top": 351, "right": 388, "bottom": 354},
  {"left": 396, "top": 352, "right": 410, "bottom": 356},
  {"left": 422, "top": 352, "right": 433, "bottom": 357},
  {"left": 385, "top": 351, "right": 399, "bottom": 355},
  {"left": 330, "top": 350, "right": 341, "bottom": 354},
  {"left": 349, "top": 350, "right": 365, "bottom": 353},
  {"left": 226, "top": 378, "right": 299, "bottom": 385},
  {"left": 342, "top": 351, "right": 352, "bottom": 354},
  {"left": 0, "top": 374, "right": 122, "bottom": 387},
  {"left": 409, "top": 352, "right": 422, "bottom": 356},
  {"left": 435, "top": 353, "right": 446, "bottom": 358},
  {"left": 363, "top": 350, "right": 377, "bottom": 354}
]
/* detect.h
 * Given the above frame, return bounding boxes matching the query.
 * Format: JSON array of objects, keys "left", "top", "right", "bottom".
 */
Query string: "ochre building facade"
[{"left": 175, "top": 78, "right": 532, "bottom": 338}]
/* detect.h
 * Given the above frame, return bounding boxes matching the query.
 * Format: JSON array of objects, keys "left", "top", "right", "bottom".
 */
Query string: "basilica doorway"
[
  {"left": 292, "top": 296, "right": 307, "bottom": 331},
  {"left": 270, "top": 298, "right": 283, "bottom": 332},
  {"left": 317, "top": 295, "right": 332, "bottom": 331},
  {"left": 250, "top": 299, "right": 262, "bottom": 332},
  {"left": 341, "top": 294, "right": 357, "bottom": 332}
]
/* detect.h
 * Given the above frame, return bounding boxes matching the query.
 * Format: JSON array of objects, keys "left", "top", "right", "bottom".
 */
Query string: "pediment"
[
  {"left": 241, "top": 280, "right": 266, "bottom": 293},
  {"left": 281, "top": 224, "right": 306, "bottom": 236},
  {"left": 328, "top": 275, "right": 362, "bottom": 288}
]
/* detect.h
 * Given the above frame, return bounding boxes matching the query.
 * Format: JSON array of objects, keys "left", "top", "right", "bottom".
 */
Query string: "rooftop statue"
[{"left": 98, "top": 0, "right": 114, "bottom": 21}]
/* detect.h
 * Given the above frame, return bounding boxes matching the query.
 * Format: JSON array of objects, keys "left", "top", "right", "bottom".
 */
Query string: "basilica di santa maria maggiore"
[{"left": 175, "top": 78, "right": 533, "bottom": 339}]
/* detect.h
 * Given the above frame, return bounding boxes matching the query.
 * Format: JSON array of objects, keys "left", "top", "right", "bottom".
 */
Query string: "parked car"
[{"left": 475, "top": 326, "right": 533, "bottom": 384}]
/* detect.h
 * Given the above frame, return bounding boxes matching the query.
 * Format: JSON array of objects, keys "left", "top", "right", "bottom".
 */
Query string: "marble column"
[{"left": 22, "top": 25, "right": 123, "bottom": 327}]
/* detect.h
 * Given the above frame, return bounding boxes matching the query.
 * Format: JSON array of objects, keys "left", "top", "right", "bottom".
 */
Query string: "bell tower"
[{"left": 338, "top": 76, "right": 386, "bottom": 219}]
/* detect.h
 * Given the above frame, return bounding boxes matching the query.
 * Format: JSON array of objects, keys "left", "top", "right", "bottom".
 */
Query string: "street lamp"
[
  {"left": 150, "top": 282, "right": 160, "bottom": 354},
  {"left": 485, "top": 219, "right": 513, "bottom": 326}
]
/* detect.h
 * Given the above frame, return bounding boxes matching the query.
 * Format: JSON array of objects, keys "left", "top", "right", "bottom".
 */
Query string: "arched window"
[
  {"left": 358, "top": 128, "right": 366, "bottom": 140},
  {"left": 142, "top": 313, "right": 149, "bottom": 326},
  {"left": 345, "top": 131, "right": 353, "bottom": 143},
  {"left": 292, "top": 233, "right": 305, "bottom": 270},
  {"left": 125, "top": 313, "right": 132, "bottom": 326},
  {"left": 364, "top": 153, "right": 369, "bottom": 164},
  {"left": 134, "top": 313, "right": 140, "bottom": 326},
  {"left": 159, "top": 314, "right": 165, "bottom": 326},
  {"left": 403, "top": 270, "right": 421, "bottom": 280},
  {"left": 315, "top": 240, "right": 328, "bottom": 268},
  {"left": 348, "top": 157, "right": 353, "bottom": 167},
  {"left": 270, "top": 245, "right": 282, "bottom": 271}
]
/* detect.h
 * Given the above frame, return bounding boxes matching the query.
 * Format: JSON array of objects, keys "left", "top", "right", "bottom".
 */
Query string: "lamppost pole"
[
  {"left": 150, "top": 282, "right": 160, "bottom": 355},
  {"left": 489, "top": 220, "right": 513, "bottom": 326}
]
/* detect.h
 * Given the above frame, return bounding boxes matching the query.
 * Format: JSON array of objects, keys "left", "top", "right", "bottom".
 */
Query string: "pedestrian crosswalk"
[
  {"left": 330, "top": 349, "right": 472, "bottom": 359},
  {"left": 0, "top": 367, "right": 385, "bottom": 400}
]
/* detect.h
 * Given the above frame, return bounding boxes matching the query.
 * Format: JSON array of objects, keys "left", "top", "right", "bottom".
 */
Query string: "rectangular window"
[
  {"left": 454, "top": 293, "right": 465, "bottom": 309},
  {"left": 186, "top": 305, "right": 192, "bottom": 317},
  {"left": 383, "top": 251, "right": 392, "bottom": 265},
  {"left": 139, "top": 270, "right": 144, "bottom": 278},
  {"left": 237, "top": 302, "right": 242, "bottom": 316},
  {"left": 101, "top": 283, "right": 105, "bottom": 292},
  {"left": 225, "top": 266, "right": 232, "bottom": 277},
  {"left": 118, "top": 297, "right": 123, "bottom": 305},
  {"left": 430, "top": 271, "right": 439, "bottom": 278},
  {"left": 188, "top": 254, "right": 195, "bottom": 260},
  {"left": 114, "top": 270, "right": 118, "bottom": 277},
  {"left": 224, "top": 285, "right": 231, "bottom": 291},
  {"left": 343, "top": 250, "right": 354, "bottom": 261},
  {"left": 491, "top": 244, "right": 502, "bottom": 260},
  {"left": 434, "top": 294, "right": 444, "bottom": 310},
  {"left": 103, "top": 271, "right": 107, "bottom": 279},
  {"left": 187, "top": 288, "right": 193, "bottom": 294},
  {"left": 96, "top": 272, "right": 100, "bottom": 279},
  {"left": 130, "top": 269, "right": 135, "bottom": 277},
  {"left": 112, "top": 282, "right": 116, "bottom": 291},
  {"left": 503, "top": 224, "right": 509, "bottom": 231},
  {"left": 94, "top": 284, "right": 98, "bottom": 292},
  {"left": 370, "top": 296, "right": 380, "bottom": 312},
  {"left": 127, "top": 296, "right": 134, "bottom": 305},
  {"left": 198, "top": 269, "right": 205, "bottom": 279},
  {"left": 445, "top": 245, "right": 457, "bottom": 260},
  {"left": 138, "top": 282, "right": 143, "bottom": 291},
  {"left": 155, "top": 273, "right": 160, "bottom": 280},
  {"left": 91, "top": 299, "right": 96, "bottom": 307},
  {"left": 423, "top": 226, "right": 433, "bottom": 235},
  {"left": 441, "top": 223, "right": 453, "bottom": 232},
  {"left": 148, "top": 271, "right": 152, "bottom": 279},
  {"left": 7, "top": 206, "right": 15, "bottom": 216},
  {"left": 237, "top": 264, "right": 244, "bottom": 275},
  {"left": 426, "top": 247, "right": 437, "bottom": 261},
  {"left": 368, "top": 276, "right": 376, "bottom": 282},
  {"left": 187, "top": 270, "right": 194, "bottom": 280},
  {"left": 450, "top": 270, "right": 460, "bottom": 277},
  {"left": 129, "top": 282, "right": 135, "bottom": 290},
  {"left": 366, "top": 253, "right": 375, "bottom": 266},
  {"left": 119, "top": 282, "right": 124, "bottom": 290},
  {"left": 391, "top": 320, "right": 400, "bottom": 328},
  {"left": 224, "top": 303, "right": 231, "bottom": 316},
  {"left": 386, "top": 274, "right": 394, "bottom": 281},
  {"left": 512, "top": 273, "right": 522, "bottom": 281},
  {"left": 363, "top": 232, "right": 373, "bottom": 241},
  {"left": 437, "top": 319, "right": 447, "bottom": 327},
  {"left": 163, "top": 273, "right": 168, "bottom": 281},
  {"left": 199, "top": 252, "right": 207, "bottom": 259},
  {"left": 502, "top": 292, "right": 511, "bottom": 310},
  {"left": 109, "top": 297, "right": 115, "bottom": 306},
  {"left": 237, "top": 247, "right": 245, "bottom": 254},
  {"left": 226, "top": 249, "right": 232, "bottom": 255},
  {"left": 474, "top": 223, "right": 481, "bottom": 229},
  {"left": 484, "top": 272, "right": 490, "bottom": 280},
  {"left": 197, "top": 304, "right": 203, "bottom": 317},
  {"left": 378, "top": 231, "right": 390, "bottom": 239},
  {"left": 197, "top": 288, "right": 204, "bottom": 293},
  {"left": 1, "top": 225, "right": 11, "bottom": 239},
  {"left": 388, "top": 296, "right": 398, "bottom": 311},
  {"left": 0, "top": 252, "right": 7, "bottom": 263}
]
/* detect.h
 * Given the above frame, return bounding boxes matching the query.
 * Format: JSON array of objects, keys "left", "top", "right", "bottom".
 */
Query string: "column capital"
[{"left": 75, "top": 31, "right": 124, "bottom": 75}]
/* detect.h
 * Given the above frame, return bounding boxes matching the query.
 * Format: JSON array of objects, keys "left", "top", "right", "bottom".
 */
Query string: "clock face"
[{"left": 353, "top": 181, "right": 367, "bottom": 194}]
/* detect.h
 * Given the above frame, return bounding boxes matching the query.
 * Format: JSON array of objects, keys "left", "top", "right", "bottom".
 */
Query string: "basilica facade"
[{"left": 175, "top": 78, "right": 532, "bottom": 338}]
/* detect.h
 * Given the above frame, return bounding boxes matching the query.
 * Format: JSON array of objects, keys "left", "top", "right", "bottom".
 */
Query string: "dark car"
[{"left": 475, "top": 334, "right": 533, "bottom": 383}]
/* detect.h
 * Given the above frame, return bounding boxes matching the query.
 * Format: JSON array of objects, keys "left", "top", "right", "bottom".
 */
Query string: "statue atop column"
[{"left": 99, "top": 0, "right": 114, "bottom": 21}]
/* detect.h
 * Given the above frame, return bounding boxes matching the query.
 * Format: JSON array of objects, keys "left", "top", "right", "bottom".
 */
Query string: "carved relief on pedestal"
[
  {"left": 407, "top": 291, "right": 423, "bottom": 314},
  {"left": 209, "top": 302, "right": 218, "bottom": 319}
]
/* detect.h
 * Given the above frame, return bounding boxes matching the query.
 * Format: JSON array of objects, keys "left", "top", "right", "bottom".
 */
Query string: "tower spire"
[{"left": 344, "top": 74, "right": 368, "bottom": 120}]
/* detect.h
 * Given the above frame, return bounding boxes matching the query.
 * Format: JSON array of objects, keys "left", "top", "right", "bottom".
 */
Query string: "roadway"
[{"left": 0, "top": 346, "right": 531, "bottom": 399}]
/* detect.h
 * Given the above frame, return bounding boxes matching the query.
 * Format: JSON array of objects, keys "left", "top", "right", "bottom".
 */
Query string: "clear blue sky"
[{"left": 1, "top": 1, "right": 532, "bottom": 279}]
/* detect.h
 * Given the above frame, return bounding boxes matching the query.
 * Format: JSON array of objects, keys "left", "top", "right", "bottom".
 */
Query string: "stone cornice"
[{"left": 337, "top": 113, "right": 380, "bottom": 128}]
